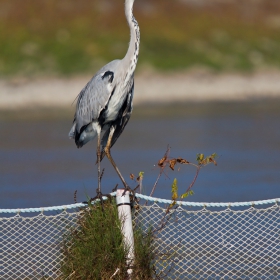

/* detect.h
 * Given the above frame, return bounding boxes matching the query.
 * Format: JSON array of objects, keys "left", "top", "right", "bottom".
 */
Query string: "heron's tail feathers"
[
  {"left": 69, "top": 122, "right": 97, "bottom": 149},
  {"left": 68, "top": 123, "right": 76, "bottom": 139}
]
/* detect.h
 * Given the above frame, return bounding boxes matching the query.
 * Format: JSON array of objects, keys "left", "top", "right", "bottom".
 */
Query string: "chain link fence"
[
  {"left": 134, "top": 202, "right": 279, "bottom": 279},
  {"left": 1, "top": 196, "right": 279, "bottom": 279}
]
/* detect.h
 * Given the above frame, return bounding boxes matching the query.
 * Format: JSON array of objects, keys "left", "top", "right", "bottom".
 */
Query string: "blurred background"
[
  {"left": 1, "top": 0, "right": 280, "bottom": 75},
  {"left": 1, "top": 0, "right": 280, "bottom": 208}
]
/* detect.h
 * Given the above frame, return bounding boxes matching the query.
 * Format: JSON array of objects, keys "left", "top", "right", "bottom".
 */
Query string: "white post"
[{"left": 116, "top": 189, "right": 134, "bottom": 278}]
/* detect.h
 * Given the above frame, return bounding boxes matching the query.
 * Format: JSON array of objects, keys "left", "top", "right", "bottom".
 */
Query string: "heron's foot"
[
  {"left": 121, "top": 184, "right": 129, "bottom": 195},
  {"left": 120, "top": 184, "right": 137, "bottom": 207},
  {"left": 122, "top": 184, "right": 135, "bottom": 198},
  {"left": 89, "top": 188, "right": 104, "bottom": 210},
  {"left": 112, "top": 184, "right": 118, "bottom": 192}
]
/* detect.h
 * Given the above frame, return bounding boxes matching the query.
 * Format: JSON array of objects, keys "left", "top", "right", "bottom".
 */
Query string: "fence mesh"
[
  {"left": 0, "top": 211, "right": 78, "bottom": 280},
  {"left": 0, "top": 197, "right": 279, "bottom": 279},
  {"left": 134, "top": 203, "right": 280, "bottom": 279}
]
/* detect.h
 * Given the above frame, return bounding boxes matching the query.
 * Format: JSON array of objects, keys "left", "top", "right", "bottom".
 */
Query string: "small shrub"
[
  {"left": 61, "top": 199, "right": 128, "bottom": 279},
  {"left": 60, "top": 198, "right": 155, "bottom": 280}
]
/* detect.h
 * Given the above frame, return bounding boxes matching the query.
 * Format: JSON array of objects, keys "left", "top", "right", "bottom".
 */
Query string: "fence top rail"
[
  {"left": 0, "top": 192, "right": 279, "bottom": 213},
  {"left": 135, "top": 194, "right": 279, "bottom": 208}
]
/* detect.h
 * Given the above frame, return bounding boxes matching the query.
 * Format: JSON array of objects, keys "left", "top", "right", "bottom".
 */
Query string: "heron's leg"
[
  {"left": 105, "top": 127, "right": 129, "bottom": 190},
  {"left": 96, "top": 127, "right": 102, "bottom": 195}
]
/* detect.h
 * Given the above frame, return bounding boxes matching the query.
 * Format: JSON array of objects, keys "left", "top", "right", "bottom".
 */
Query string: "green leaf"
[
  {"left": 169, "top": 201, "right": 176, "bottom": 208},
  {"left": 180, "top": 190, "right": 194, "bottom": 199},
  {"left": 211, "top": 153, "right": 217, "bottom": 158},
  {"left": 180, "top": 193, "right": 189, "bottom": 199},
  {"left": 171, "top": 178, "right": 178, "bottom": 200},
  {"left": 196, "top": 153, "right": 204, "bottom": 162}
]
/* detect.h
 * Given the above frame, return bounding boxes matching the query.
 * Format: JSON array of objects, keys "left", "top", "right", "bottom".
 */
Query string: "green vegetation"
[
  {"left": 1, "top": 0, "right": 280, "bottom": 76},
  {"left": 61, "top": 199, "right": 155, "bottom": 279}
]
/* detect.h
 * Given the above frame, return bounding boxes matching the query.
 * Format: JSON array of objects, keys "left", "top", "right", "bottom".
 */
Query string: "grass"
[
  {"left": 1, "top": 0, "right": 280, "bottom": 76},
  {"left": 60, "top": 198, "right": 155, "bottom": 279}
]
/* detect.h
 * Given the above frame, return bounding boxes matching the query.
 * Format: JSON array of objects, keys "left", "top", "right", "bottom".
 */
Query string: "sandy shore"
[{"left": 1, "top": 70, "right": 280, "bottom": 109}]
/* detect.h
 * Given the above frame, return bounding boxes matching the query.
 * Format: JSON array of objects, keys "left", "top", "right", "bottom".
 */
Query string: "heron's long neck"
[{"left": 123, "top": 0, "right": 140, "bottom": 80}]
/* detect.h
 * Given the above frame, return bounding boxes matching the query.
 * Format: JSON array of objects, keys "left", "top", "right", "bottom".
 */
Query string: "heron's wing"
[
  {"left": 100, "top": 82, "right": 134, "bottom": 161},
  {"left": 73, "top": 60, "right": 120, "bottom": 135}
]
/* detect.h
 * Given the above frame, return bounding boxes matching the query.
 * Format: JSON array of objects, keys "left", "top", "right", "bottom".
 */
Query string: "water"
[{"left": 1, "top": 101, "right": 280, "bottom": 209}]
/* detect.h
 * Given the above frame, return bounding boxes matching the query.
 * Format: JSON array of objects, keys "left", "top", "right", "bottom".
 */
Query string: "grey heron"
[{"left": 69, "top": 0, "right": 140, "bottom": 196}]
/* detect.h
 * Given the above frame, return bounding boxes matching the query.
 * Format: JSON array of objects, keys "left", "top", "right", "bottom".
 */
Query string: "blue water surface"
[{"left": 1, "top": 101, "right": 280, "bottom": 209}]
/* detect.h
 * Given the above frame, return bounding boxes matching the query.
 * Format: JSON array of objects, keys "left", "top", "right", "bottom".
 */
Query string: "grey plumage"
[
  {"left": 69, "top": 0, "right": 139, "bottom": 192},
  {"left": 69, "top": 60, "right": 133, "bottom": 150}
]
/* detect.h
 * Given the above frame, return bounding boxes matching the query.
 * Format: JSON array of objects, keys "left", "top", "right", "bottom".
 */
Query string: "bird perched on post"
[{"left": 69, "top": 0, "right": 140, "bottom": 197}]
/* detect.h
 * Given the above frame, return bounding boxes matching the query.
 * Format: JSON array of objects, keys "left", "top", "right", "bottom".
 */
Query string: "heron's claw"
[
  {"left": 87, "top": 188, "right": 105, "bottom": 210},
  {"left": 121, "top": 185, "right": 137, "bottom": 205},
  {"left": 122, "top": 185, "right": 131, "bottom": 196},
  {"left": 112, "top": 184, "right": 118, "bottom": 192}
]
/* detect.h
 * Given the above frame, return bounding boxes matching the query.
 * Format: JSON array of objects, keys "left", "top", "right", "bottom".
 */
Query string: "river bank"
[{"left": 0, "top": 70, "right": 280, "bottom": 110}]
